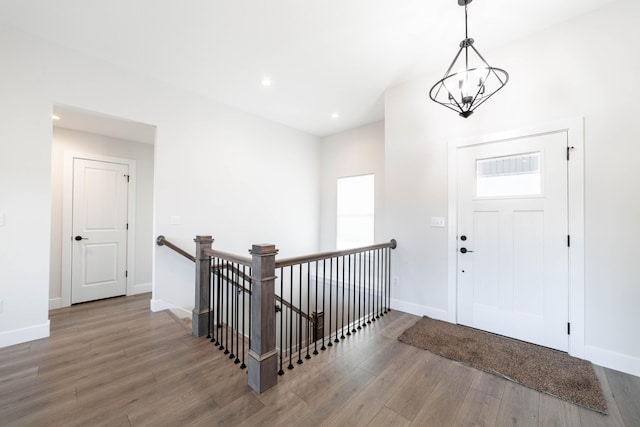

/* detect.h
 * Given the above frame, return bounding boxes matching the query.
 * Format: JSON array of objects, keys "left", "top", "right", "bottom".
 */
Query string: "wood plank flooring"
[{"left": 1, "top": 293, "right": 639, "bottom": 426}]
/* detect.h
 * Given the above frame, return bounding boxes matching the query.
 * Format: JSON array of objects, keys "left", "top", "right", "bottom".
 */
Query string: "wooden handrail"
[
  {"left": 275, "top": 294, "right": 314, "bottom": 323},
  {"left": 213, "top": 265, "right": 252, "bottom": 295},
  {"left": 158, "top": 236, "right": 397, "bottom": 270},
  {"left": 213, "top": 262, "right": 252, "bottom": 284},
  {"left": 203, "top": 247, "right": 252, "bottom": 267},
  {"left": 156, "top": 235, "right": 196, "bottom": 262},
  {"left": 275, "top": 239, "right": 397, "bottom": 268}
]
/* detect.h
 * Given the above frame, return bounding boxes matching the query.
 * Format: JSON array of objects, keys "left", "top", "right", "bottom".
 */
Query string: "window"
[
  {"left": 476, "top": 152, "right": 541, "bottom": 197},
  {"left": 336, "top": 174, "right": 374, "bottom": 250}
]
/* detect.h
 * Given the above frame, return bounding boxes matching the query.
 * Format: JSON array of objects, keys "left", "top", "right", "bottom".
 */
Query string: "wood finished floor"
[{"left": 1, "top": 293, "right": 639, "bottom": 426}]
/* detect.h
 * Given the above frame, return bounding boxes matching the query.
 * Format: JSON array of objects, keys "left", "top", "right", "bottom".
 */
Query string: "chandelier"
[{"left": 429, "top": 0, "right": 508, "bottom": 118}]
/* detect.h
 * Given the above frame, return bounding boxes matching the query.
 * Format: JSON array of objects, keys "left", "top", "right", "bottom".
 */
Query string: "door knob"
[
  {"left": 460, "top": 247, "right": 473, "bottom": 254},
  {"left": 74, "top": 235, "right": 88, "bottom": 241}
]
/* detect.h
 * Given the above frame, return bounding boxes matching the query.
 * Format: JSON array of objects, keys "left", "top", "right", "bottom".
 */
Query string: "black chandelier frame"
[{"left": 429, "top": 0, "right": 509, "bottom": 118}]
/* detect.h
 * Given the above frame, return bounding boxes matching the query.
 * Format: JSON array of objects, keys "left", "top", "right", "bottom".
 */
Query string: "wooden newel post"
[
  {"left": 193, "top": 235, "right": 214, "bottom": 337},
  {"left": 248, "top": 243, "right": 278, "bottom": 393}
]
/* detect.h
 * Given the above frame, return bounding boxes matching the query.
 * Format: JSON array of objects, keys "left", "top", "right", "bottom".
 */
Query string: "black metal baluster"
[
  {"left": 347, "top": 254, "right": 352, "bottom": 336},
  {"left": 358, "top": 252, "right": 365, "bottom": 329},
  {"left": 306, "top": 262, "right": 311, "bottom": 360},
  {"left": 225, "top": 261, "right": 231, "bottom": 354},
  {"left": 230, "top": 263, "right": 236, "bottom": 360},
  {"left": 278, "top": 267, "right": 284, "bottom": 375},
  {"left": 373, "top": 250, "right": 377, "bottom": 322},
  {"left": 234, "top": 265, "right": 240, "bottom": 364},
  {"left": 368, "top": 250, "right": 373, "bottom": 324},
  {"left": 314, "top": 260, "right": 319, "bottom": 355},
  {"left": 241, "top": 265, "right": 247, "bottom": 369},
  {"left": 288, "top": 266, "right": 294, "bottom": 370},
  {"left": 340, "top": 255, "right": 346, "bottom": 339},
  {"left": 207, "top": 256, "right": 212, "bottom": 340},
  {"left": 220, "top": 262, "right": 226, "bottom": 352},
  {"left": 376, "top": 249, "right": 382, "bottom": 319},
  {"left": 334, "top": 257, "right": 340, "bottom": 344},
  {"left": 285, "top": 294, "right": 289, "bottom": 372},
  {"left": 321, "top": 259, "right": 326, "bottom": 351},
  {"left": 248, "top": 266, "right": 252, "bottom": 360},
  {"left": 215, "top": 258, "right": 221, "bottom": 347},
  {"left": 297, "top": 265, "right": 303, "bottom": 365},
  {"left": 210, "top": 257, "right": 217, "bottom": 343},
  {"left": 327, "top": 257, "right": 333, "bottom": 347},
  {"left": 380, "top": 248, "right": 387, "bottom": 317},
  {"left": 352, "top": 253, "right": 357, "bottom": 334},
  {"left": 387, "top": 248, "right": 391, "bottom": 313},
  {"left": 384, "top": 248, "right": 388, "bottom": 315},
  {"left": 372, "top": 250, "right": 377, "bottom": 321},
  {"left": 371, "top": 250, "right": 376, "bottom": 323},
  {"left": 362, "top": 253, "right": 367, "bottom": 328}
]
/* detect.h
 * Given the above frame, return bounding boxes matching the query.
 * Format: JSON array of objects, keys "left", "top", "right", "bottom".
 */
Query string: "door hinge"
[
  {"left": 567, "top": 235, "right": 571, "bottom": 247},
  {"left": 124, "top": 174, "right": 130, "bottom": 183},
  {"left": 567, "top": 322, "right": 571, "bottom": 335},
  {"left": 126, "top": 223, "right": 129, "bottom": 230},
  {"left": 125, "top": 270, "right": 128, "bottom": 278},
  {"left": 567, "top": 146, "right": 575, "bottom": 161}
]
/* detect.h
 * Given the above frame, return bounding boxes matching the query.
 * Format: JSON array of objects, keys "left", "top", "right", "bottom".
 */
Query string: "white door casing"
[
  {"left": 447, "top": 118, "right": 585, "bottom": 358},
  {"left": 456, "top": 132, "right": 568, "bottom": 351},
  {"left": 61, "top": 152, "right": 137, "bottom": 307},
  {"left": 71, "top": 159, "right": 129, "bottom": 303}
]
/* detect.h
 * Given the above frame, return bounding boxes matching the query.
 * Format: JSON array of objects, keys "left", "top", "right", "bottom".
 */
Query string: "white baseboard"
[
  {"left": 49, "top": 298, "right": 62, "bottom": 310},
  {"left": 131, "top": 282, "right": 152, "bottom": 295},
  {"left": 585, "top": 345, "right": 640, "bottom": 378},
  {"left": 0, "top": 321, "right": 50, "bottom": 348},
  {"left": 149, "top": 299, "right": 192, "bottom": 319},
  {"left": 149, "top": 299, "right": 164, "bottom": 312},
  {"left": 390, "top": 298, "right": 450, "bottom": 322}
]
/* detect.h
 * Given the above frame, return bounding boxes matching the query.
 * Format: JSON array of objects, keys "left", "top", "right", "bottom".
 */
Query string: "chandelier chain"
[
  {"left": 465, "top": 4, "right": 468, "bottom": 40},
  {"left": 465, "top": 4, "right": 469, "bottom": 70}
]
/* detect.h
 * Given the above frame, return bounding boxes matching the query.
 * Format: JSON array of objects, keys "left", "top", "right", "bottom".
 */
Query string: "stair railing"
[{"left": 157, "top": 235, "right": 397, "bottom": 394}]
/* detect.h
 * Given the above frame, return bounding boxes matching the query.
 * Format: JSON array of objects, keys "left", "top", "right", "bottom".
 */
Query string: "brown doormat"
[{"left": 398, "top": 316, "right": 607, "bottom": 414}]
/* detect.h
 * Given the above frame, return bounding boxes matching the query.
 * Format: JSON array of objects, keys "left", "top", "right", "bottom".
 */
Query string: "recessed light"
[
  {"left": 331, "top": 113, "right": 339, "bottom": 119},
  {"left": 52, "top": 114, "right": 61, "bottom": 120},
  {"left": 261, "top": 77, "right": 272, "bottom": 87}
]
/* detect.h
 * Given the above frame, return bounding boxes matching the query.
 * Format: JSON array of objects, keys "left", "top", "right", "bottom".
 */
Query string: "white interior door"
[
  {"left": 457, "top": 131, "right": 569, "bottom": 351},
  {"left": 72, "top": 158, "right": 129, "bottom": 304}
]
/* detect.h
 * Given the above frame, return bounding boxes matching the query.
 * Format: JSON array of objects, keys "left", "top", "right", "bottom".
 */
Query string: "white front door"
[
  {"left": 457, "top": 131, "right": 569, "bottom": 351},
  {"left": 72, "top": 158, "right": 129, "bottom": 304}
]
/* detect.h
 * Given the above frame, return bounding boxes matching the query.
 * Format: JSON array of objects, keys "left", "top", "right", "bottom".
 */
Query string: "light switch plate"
[{"left": 430, "top": 216, "right": 446, "bottom": 227}]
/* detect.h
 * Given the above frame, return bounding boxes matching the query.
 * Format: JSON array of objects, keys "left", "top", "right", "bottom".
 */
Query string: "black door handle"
[
  {"left": 460, "top": 247, "right": 473, "bottom": 254},
  {"left": 74, "top": 235, "right": 88, "bottom": 241}
]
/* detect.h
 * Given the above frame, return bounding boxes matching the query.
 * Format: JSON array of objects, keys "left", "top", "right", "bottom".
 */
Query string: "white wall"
[
  {"left": 0, "top": 26, "right": 319, "bottom": 346},
  {"left": 0, "top": 33, "right": 52, "bottom": 346},
  {"left": 385, "top": 0, "right": 640, "bottom": 376},
  {"left": 49, "top": 127, "right": 155, "bottom": 308},
  {"left": 319, "top": 121, "right": 385, "bottom": 251}
]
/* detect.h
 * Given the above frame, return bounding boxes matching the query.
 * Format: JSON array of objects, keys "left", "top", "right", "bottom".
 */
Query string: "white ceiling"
[
  {"left": 53, "top": 105, "right": 156, "bottom": 145},
  {"left": 1, "top": 0, "right": 617, "bottom": 137}
]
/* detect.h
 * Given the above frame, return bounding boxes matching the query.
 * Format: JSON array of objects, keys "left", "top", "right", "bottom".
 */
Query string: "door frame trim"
[
  {"left": 61, "top": 151, "right": 137, "bottom": 307},
  {"left": 447, "top": 117, "right": 585, "bottom": 358}
]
